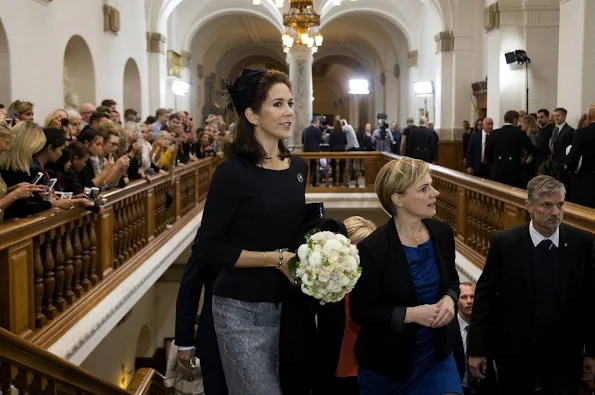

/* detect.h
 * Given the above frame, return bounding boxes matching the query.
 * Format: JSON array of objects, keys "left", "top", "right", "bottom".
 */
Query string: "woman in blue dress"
[{"left": 350, "top": 157, "right": 463, "bottom": 395}]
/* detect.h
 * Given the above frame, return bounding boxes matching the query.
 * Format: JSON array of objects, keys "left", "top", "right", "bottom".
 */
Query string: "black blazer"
[
  {"left": 174, "top": 227, "right": 223, "bottom": 367},
  {"left": 566, "top": 124, "right": 595, "bottom": 207},
  {"left": 465, "top": 131, "right": 485, "bottom": 175},
  {"left": 485, "top": 125, "right": 547, "bottom": 188},
  {"left": 463, "top": 131, "right": 472, "bottom": 160},
  {"left": 448, "top": 317, "right": 497, "bottom": 394},
  {"left": 302, "top": 125, "right": 323, "bottom": 152},
  {"left": 468, "top": 223, "right": 595, "bottom": 361},
  {"left": 404, "top": 126, "right": 435, "bottom": 163},
  {"left": 551, "top": 123, "right": 575, "bottom": 169},
  {"left": 349, "top": 218, "right": 460, "bottom": 380}
]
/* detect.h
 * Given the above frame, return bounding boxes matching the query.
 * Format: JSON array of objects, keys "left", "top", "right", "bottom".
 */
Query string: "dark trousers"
[
  {"left": 308, "top": 159, "right": 318, "bottom": 186},
  {"left": 202, "top": 363, "right": 229, "bottom": 395},
  {"left": 330, "top": 159, "right": 345, "bottom": 185},
  {"left": 474, "top": 164, "right": 490, "bottom": 180},
  {"left": 496, "top": 348, "right": 582, "bottom": 395}
]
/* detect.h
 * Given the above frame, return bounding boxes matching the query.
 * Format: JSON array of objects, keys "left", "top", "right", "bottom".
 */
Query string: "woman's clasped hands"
[{"left": 405, "top": 294, "right": 455, "bottom": 328}]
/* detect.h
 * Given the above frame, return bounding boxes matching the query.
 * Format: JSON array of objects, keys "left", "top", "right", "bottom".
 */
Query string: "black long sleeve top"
[{"left": 192, "top": 154, "right": 307, "bottom": 303}]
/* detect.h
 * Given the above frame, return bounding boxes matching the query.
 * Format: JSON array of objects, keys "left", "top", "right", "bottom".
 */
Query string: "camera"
[
  {"left": 61, "top": 118, "right": 69, "bottom": 127},
  {"left": 377, "top": 112, "right": 389, "bottom": 140}
]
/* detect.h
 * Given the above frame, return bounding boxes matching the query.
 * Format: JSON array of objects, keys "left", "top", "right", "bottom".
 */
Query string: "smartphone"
[
  {"left": 45, "top": 178, "right": 57, "bottom": 192},
  {"left": 31, "top": 172, "right": 44, "bottom": 185},
  {"left": 89, "top": 187, "right": 100, "bottom": 200},
  {"left": 9, "top": 110, "right": 18, "bottom": 120},
  {"left": 61, "top": 118, "right": 69, "bottom": 127}
]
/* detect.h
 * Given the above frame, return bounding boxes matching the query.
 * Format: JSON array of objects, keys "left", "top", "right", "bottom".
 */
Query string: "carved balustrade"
[{"left": 0, "top": 158, "right": 217, "bottom": 347}]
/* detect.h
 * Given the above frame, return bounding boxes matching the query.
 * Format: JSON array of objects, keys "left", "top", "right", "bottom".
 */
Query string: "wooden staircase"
[{"left": 0, "top": 327, "right": 168, "bottom": 394}]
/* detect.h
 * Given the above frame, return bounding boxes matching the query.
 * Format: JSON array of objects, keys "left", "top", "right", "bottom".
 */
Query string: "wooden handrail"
[
  {"left": 0, "top": 326, "right": 129, "bottom": 394},
  {"left": 0, "top": 157, "right": 219, "bottom": 349},
  {"left": 126, "top": 368, "right": 168, "bottom": 395},
  {"left": 295, "top": 152, "right": 595, "bottom": 268}
]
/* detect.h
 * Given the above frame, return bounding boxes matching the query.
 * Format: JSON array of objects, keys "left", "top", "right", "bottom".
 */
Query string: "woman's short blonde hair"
[
  {"left": 0, "top": 121, "right": 46, "bottom": 174},
  {"left": 344, "top": 216, "right": 377, "bottom": 245},
  {"left": 375, "top": 158, "right": 430, "bottom": 216},
  {"left": 8, "top": 100, "right": 34, "bottom": 116}
]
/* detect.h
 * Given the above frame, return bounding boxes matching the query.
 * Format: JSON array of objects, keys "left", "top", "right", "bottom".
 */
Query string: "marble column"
[
  {"left": 485, "top": 0, "right": 559, "bottom": 127},
  {"left": 384, "top": 73, "right": 400, "bottom": 123},
  {"left": 287, "top": 45, "right": 313, "bottom": 150},
  {"left": 558, "top": 0, "right": 595, "bottom": 121},
  {"left": 435, "top": 30, "right": 475, "bottom": 140},
  {"left": 146, "top": 32, "right": 167, "bottom": 112}
]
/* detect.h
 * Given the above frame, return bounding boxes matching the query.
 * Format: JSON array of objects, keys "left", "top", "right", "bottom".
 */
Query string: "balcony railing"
[
  {"left": 295, "top": 152, "right": 595, "bottom": 268},
  {"left": 2, "top": 151, "right": 595, "bottom": 348},
  {"left": 0, "top": 157, "right": 218, "bottom": 348}
]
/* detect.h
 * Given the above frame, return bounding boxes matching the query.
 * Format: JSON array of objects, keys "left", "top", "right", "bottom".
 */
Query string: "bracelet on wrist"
[{"left": 276, "top": 249, "right": 283, "bottom": 270}]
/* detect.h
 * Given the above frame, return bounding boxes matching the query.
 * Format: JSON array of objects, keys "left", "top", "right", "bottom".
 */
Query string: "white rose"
[
  {"left": 297, "top": 244, "right": 310, "bottom": 262},
  {"left": 324, "top": 239, "right": 342, "bottom": 252},
  {"left": 308, "top": 251, "right": 322, "bottom": 267},
  {"left": 318, "top": 272, "right": 330, "bottom": 282}
]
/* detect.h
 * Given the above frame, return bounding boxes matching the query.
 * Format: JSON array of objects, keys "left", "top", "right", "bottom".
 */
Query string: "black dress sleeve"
[
  {"left": 1, "top": 170, "right": 52, "bottom": 219},
  {"left": 192, "top": 159, "right": 243, "bottom": 269},
  {"left": 62, "top": 169, "right": 84, "bottom": 195},
  {"left": 175, "top": 229, "right": 206, "bottom": 348}
]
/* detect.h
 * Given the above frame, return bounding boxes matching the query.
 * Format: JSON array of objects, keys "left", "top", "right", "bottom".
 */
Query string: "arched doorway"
[
  {"left": 123, "top": 58, "right": 142, "bottom": 115},
  {"left": 0, "top": 18, "right": 11, "bottom": 105},
  {"left": 63, "top": 35, "right": 96, "bottom": 110}
]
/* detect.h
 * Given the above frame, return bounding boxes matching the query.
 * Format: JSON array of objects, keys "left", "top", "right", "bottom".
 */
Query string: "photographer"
[{"left": 371, "top": 113, "right": 395, "bottom": 153}]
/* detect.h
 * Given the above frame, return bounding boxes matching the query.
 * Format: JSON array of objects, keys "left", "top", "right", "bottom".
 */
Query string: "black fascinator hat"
[{"left": 224, "top": 68, "right": 267, "bottom": 116}]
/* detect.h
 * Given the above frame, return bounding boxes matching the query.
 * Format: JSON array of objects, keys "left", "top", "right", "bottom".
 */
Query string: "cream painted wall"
[
  {"left": 0, "top": 0, "right": 150, "bottom": 120},
  {"left": 81, "top": 287, "right": 157, "bottom": 389}
]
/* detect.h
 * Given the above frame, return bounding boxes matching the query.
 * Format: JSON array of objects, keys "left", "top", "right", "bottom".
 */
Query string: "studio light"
[
  {"left": 413, "top": 81, "right": 434, "bottom": 97},
  {"left": 348, "top": 79, "right": 370, "bottom": 95},
  {"left": 504, "top": 50, "right": 531, "bottom": 65},
  {"left": 172, "top": 80, "right": 190, "bottom": 96}
]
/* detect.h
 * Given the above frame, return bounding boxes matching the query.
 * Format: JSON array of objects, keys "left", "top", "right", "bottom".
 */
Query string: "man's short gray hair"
[{"left": 527, "top": 175, "right": 566, "bottom": 202}]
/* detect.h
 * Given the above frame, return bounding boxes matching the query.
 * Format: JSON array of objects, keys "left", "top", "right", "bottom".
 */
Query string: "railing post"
[
  {"left": 456, "top": 186, "right": 468, "bottom": 239},
  {"left": 364, "top": 153, "right": 385, "bottom": 187},
  {"left": 174, "top": 176, "right": 181, "bottom": 220},
  {"left": 194, "top": 169, "right": 200, "bottom": 204},
  {"left": 145, "top": 189, "right": 155, "bottom": 241},
  {"left": 0, "top": 240, "right": 35, "bottom": 336},
  {"left": 96, "top": 207, "right": 114, "bottom": 278},
  {"left": 503, "top": 204, "right": 525, "bottom": 229}
]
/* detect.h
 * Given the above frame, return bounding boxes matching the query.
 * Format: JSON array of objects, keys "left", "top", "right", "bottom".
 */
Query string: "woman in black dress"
[{"left": 175, "top": 68, "right": 307, "bottom": 395}]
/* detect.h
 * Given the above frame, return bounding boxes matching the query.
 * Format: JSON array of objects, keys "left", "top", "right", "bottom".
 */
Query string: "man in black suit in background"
[
  {"left": 535, "top": 109, "right": 553, "bottom": 174},
  {"left": 462, "top": 120, "right": 473, "bottom": 167},
  {"left": 302, "top": 117, "right": 323, "bottom": 186},
  {"left": 550, "top": 107, "right": 575, "bottom": 186},
  {"left": 468, "top": 175, "right": 595, "bottom": 394},
  {"left": 175, "top": 228, "right": 229, "bottom": 395},
  {"left": 465, "top": 118, "right": 493, "bottom": 179},
  {"left": 565, "top": 105, "right": 595, "bottom": 208},
  {"left": 485, "top": 111, "right": 548, "bottom": 188}
]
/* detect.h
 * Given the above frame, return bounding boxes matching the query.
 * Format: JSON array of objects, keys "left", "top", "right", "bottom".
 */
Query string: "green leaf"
[{"left": 287, "top": 255, "right": 300, "bottom": 279}]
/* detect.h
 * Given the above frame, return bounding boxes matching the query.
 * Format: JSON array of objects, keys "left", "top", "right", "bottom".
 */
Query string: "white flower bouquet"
[{"left": 288, "top": 230, "right": 362, "bottom": 304}]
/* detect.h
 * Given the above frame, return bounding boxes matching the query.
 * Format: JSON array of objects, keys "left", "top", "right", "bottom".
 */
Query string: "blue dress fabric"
[{"left": 358, "top": 239, "right": 462, "bottom": 395}]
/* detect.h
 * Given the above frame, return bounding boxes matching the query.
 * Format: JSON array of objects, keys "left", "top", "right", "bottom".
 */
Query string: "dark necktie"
[
  {"left": 550, "top": 127, "right": 559, "bottom": 150},
  {"left": 538, "top": 239, "right": 553, "bottom": 252}
]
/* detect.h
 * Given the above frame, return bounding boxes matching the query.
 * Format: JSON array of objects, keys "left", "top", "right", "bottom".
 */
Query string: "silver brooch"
[{"left": 297, "top": 173, "right": 304, "bottom": 183}]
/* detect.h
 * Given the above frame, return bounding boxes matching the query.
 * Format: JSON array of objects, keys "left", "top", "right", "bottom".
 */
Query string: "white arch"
[
  {"left": 0, "top": 18, "right": 11, "bottom": 104},
  {"left": 320, "top": 7, "right": 414, "bottom": 50},
  {"left": 63, "top": 35, "right": 96, "bottom": 108},
  {"left": 182, "top": 7, "right": 283, "bottom": 52},
  {"left": 160, "top": 0, "right": 282, "bottom": 38},
  {"left": 123, "top": 58, "right": 142, "bottom": 113}
]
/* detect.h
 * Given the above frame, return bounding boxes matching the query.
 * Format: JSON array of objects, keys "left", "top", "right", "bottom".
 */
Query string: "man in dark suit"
[
  {"left": 550, "top": 107, "right": 575, "bottom": 186},
  {"left": 465, "top": 118, "right": 493, "bottom": 179},
  {"left": 400, "top": 116, "right": 436, "bottom": 163},
  {"left": 485, "top": 111, "right": 548, "bottom": 188},
  {"left": 468, "top": 175, "right": 595, "bottom": 394},
  {"left": 565, "top": 105, "right": 595, "bottom": 208},
  {"left": 448, "top": 282, "right": 497, "bottom": 395},
  {"left": 535, "top": 109, "right": 553, "bottom": 174},
  {"left": 462, "top": 120, "right": 473, "bottom": 167},
  {"left": 302, "top": 117, "right": 323, "bottom": 186},
  {"left": 175, "top": 228, "right": 229, "bottom": 395}
]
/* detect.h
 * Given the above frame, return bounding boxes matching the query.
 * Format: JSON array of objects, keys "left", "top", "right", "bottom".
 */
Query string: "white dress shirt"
[
  {"left": 481, "top": 130, "right": 488, "bottom": 162},
  {"left": 458, "top": 313, "right": 470, "bottom": 387},
  {"left": 529, "top": 220, "right": 560, "bottom": 247}
]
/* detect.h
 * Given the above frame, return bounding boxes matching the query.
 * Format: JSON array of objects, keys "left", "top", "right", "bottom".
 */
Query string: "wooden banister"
[
  {"left": 126, "top": 368, "right": 169, "bottom": 395},
  {"left": 0, "top": 157, "right": 219, "bottom": 349},
  {"left": 0, "top": 326, "right": 129, "bottom": 394}
]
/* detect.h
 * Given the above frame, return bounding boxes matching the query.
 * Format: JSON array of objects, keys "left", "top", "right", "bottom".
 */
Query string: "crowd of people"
[{"left": 0, "top": 100, "right": 230, "bottom": 223}]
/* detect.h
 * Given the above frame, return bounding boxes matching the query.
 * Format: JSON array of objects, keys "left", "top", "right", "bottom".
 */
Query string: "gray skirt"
[{"left": 212, "top": 295, "right": 282, "bottom": 395}]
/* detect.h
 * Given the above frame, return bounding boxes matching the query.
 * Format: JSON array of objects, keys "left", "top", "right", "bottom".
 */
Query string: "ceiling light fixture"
[{"left": 281, "top": 0, "right": 323, "bottom": 54}]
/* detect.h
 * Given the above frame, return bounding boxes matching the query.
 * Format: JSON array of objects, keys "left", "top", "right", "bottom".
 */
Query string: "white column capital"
[{"left": 287, "top": 45, "right": 314, "bottom": 62}]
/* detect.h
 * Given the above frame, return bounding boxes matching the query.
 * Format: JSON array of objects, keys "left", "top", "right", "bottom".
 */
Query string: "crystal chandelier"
[{"left": 280, "top": 0, "right": 323, "bottom": 54}]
